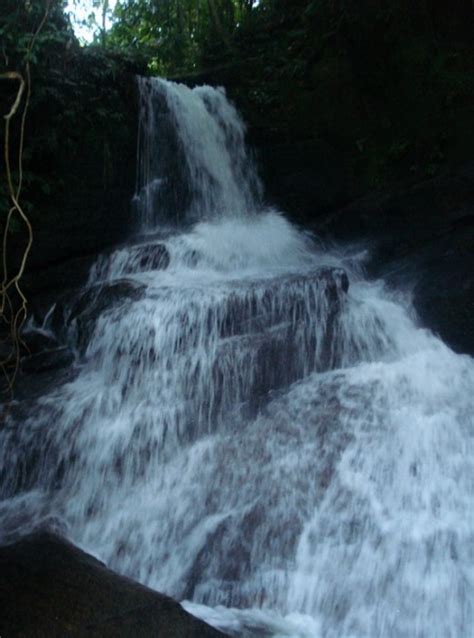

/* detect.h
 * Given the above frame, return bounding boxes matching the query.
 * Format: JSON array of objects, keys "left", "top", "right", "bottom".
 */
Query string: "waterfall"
[
  {"left": 135, "top": 78, "right": 262, "bottom": 229},
  {"left": 1, "top": 78, "right": 473, "bottom": 638}
]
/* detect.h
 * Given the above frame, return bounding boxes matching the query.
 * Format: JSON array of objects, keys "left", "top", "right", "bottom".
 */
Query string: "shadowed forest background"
[{"left": 2, "top": 0, "right": 474, "bottom": 223}]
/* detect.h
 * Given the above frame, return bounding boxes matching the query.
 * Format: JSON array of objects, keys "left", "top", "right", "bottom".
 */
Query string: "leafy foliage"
[
  {"left": 108, "top": 0, "right": 240, "bottom": 74},
  {"left": 101, "top": 0, "right": 474, "bottom": 188},
  {"left": 1, "top": 0, "right": 146, "bottom": 236}
]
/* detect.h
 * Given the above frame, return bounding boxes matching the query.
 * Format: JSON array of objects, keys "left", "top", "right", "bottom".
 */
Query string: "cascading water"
[
  {"left": 135, "top": 78, "right": 262, "bottom": 229},
  {"left": 1, "top": 78, "right": 473, "bottom": 638}
]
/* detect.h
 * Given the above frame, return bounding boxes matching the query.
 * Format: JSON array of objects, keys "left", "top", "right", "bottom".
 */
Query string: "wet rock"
[
  {"left": 378, "top": 205, "right": 474, "bottom": 356},
  {"left": 0, "top": 531, "right": 225, "bottom": 638},
  {"left": 413, "top": 243, "right": 474, "bottom": 355},
  {"left": 218, "top": 267, "right": 349, "bottom": 339},
  {"left": 67, "top": 280, "right": 146, "bottom": 352},
  {"left": 10, "top": 366, "right": 78, "bottom": 417},
  {"left": 335, "top": 268, "right": 349, "bottom": 294},
  {"left": 22, "top": 328, "right": 59, "bottom": 355},
  {"left": 208, "top": 267, "right": 349, "bottom": 418},
  {"left": 124, "top": 242, "right": 171, "bottom": 273},
  {"left": 69, "top": 279, "right": 146, "bottom": 323},
  {"left": 21, "top": 346, "right": 75, "bottom": 375},
  {"left": 259, "top": 141, "right": 353, "bottom": 222},
  {"left": 26, "top": 280, "right": 147, "bottom": 356},
  {"left": 316, "top": 162, "right": 474, "bottom": 355},
  {"left": 317, "top": 163, "right": 474, "bottom": 249}
]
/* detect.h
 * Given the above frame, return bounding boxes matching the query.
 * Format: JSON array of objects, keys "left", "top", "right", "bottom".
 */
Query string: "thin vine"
[{"left": 0, "top": 0, "right": 51, "bottom": 399}]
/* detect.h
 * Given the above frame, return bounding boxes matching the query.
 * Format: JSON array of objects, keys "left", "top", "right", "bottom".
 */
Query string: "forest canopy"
[
  {"left": 89, "top": 1, "right": 474, "bottom": 187},
  {"left": 2, "top": 0, "right": 474, "bottom": 206}
]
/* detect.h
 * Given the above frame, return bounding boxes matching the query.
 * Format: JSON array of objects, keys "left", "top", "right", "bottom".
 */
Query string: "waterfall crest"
[{"left": 135, "top": 78, "right": 262, "bottom": 229}]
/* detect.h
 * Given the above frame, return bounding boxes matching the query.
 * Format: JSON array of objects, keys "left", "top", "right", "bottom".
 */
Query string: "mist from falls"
[{"left": 1, "top": 78, "right": 473, "bottom": 638}]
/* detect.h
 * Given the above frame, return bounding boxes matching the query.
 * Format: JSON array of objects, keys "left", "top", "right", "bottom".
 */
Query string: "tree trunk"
[
  {"left": 207, "top": 0, "right": 233, "bottom": 49},
  {"left": 101, "top": 0, "right": 109, "bottom": 46}
]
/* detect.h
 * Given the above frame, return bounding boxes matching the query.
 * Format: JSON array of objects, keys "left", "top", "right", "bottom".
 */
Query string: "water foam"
[{"left": 0, "top": 78, "right": 473, "bottom": 638}]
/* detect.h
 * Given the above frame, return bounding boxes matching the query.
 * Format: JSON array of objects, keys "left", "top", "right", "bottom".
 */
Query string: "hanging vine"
[{"left": 0, "top": 0, "right": 51, "bottom": 399}]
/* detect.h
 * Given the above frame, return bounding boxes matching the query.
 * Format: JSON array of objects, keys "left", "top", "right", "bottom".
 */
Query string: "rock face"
[
  {"left": 21, "top": 345, "right": 75, "bottom": 375},
  {"left": 412, "top": 246, "right": 474, "bottom": 355},
  {"left": 316, "top": 163, "right": 474, "bottom": 356},
  {"left": 125, "top": 243, "right": 171, "bottom": 273},
  {"left": 0, "top": 531, "right": 225, "bottom": 638},
  {"left": 258, "top": 141, "right": 353, "bottom": 223}
]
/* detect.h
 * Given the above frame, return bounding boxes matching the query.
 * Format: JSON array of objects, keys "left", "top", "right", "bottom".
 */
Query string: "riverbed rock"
[
  {"left": 122, "top": 242, "right": 171, "bottom": 273},
  {"left": 66, "top": 279, "right": 147, "bottom": 352},
  {"left": 69, "top": 279, "right": 146, "bottom": 323},
  {"left": 208, "top": 267, "right": 350, "bottom": 418},
  {"left": 0, "top": 530, "right": 225, "bottom": 638},
  {"left": 14, "top": 329, "right": 76, "bottom": 405},
  {"left": 316, "top": 163, "right": 474, "bottom": 246}
]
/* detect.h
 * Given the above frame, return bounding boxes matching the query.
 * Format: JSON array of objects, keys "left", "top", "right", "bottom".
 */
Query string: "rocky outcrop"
[
  {"left": 68, "top": 279, "right": 147, "bottom": 325},
  {"left": 0, "top": 531, "right": 225, "bottom": 638},
  {"left": 412, "top": 242, "right": 474, "bottom": 355},
  {"left": 21, "top": 345, "right": 75, "bottom": 375},
  {"left": 258, "top": 141, "right": 353, "bottom": 222},
  {"left": 316, "top": 163, "right": 474, "bottom": 356},
  {"left": 124, "top": 242, "right": 171, "bottom": 273}
]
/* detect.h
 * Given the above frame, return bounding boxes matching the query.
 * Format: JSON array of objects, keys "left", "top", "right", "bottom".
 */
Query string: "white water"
[
  {"left": 1, "top": 78, "right": 473, "bottom": 637},
  {"left": 135, "top": 77, "right": 261, "bottom": 228}
]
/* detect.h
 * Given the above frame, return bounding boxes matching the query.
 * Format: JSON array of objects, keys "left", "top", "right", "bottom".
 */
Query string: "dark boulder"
[
  {"left": 69, "top": 279, "right": 146, "bottom": 324},
  {"left": 317, "top": 163, "right": 474, "bottom": 253},
  {"left": 412, "top": 231, "right": 474, "bottom": 355},
  {"left": 316, "top": 163, "right": 474, "bottom": 356},
  {"left": 66, "top": 279, "right": 146, "bottom": 352},
  {"left": 22, "top": 254, "right": 97, "bottom": 298},
  {"left": 379, "top": 203, "right": 474, "bottom": 356},
  {"left": 21, "top": 328, "right": 59, "bottom": 356},
  {"left": 259, "top": 141, "right": 353, "bottom": 222},
  {"left": 14, "top": 329, "right": 75, "bottom": 404},
  {"left": 21, "top": 346, "right": 75, "bottom": 375},
  {"left": 0, "top": 531, "right": 226, "bottom": 638}
]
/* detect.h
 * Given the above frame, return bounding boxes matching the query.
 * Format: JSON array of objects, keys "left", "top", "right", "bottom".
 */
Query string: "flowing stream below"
[{"left": 1, "top": 78, "right": 473, "bottom": 637}]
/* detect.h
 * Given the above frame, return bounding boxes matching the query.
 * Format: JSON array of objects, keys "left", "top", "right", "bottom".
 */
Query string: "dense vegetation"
[
  {"left": 0, "top": 0, "right": 140, "bottom": 389},
  {"left": 102, "top": 1, "right": 474, "bottom": 188},
  {"left": 0, "top": 0, "right": 142, "bottom": 232},
  {"left": 2, "top": 0, "right": 473, "bottom": 217},
  {"left": 0, "top": 0, "right": 473, "bottom": 273}
]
